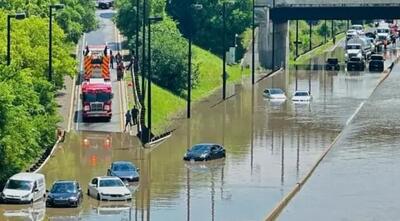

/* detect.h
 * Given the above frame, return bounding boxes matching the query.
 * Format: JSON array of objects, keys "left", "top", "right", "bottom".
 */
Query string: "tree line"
[{"left": 0, "top": 0, "right": 96, "bottom": 185}]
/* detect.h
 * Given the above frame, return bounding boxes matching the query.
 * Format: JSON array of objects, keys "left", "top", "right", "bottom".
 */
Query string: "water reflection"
[{"left": 2, "top": 202, "right": 45, "bottom": 221}]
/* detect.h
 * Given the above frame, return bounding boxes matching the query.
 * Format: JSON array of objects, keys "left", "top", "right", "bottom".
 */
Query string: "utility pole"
[
  {"left": 251, "top": 0, "right": 255, "bottom": 85},
  {"left": 309, "top": 21, "right": 312, "bottom": 51},
  {"left": 222, "top": 2, "right": 227, "bottom": 100},
  {"left": 49, "top": 4, "right": 64, "bottom": 82},
  {"left": 142, "top": 0, "right": 147, "bottom": 103}
]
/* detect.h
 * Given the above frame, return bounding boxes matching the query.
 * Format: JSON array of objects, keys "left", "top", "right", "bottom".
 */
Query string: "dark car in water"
[
  {"left": 107, "top": 161, "right": 140, "bottom": 182},
  {"left": 369, "top": 54, "right": 384, "bottom": 72},
  {"left": 325, "top": 58, "right": 340, "bottom": 71},
  {"left": 46, "top": 181, "right": 83, "bottom": 208},
  {"left": 183, "top": 144, "right": 226, "bottom": 161}
]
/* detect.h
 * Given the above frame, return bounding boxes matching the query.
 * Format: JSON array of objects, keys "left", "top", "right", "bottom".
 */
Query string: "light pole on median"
[
  {"left": 49, "top": 3, "right": 64, "bottom": 82},
  {"left": 7, "top": 12, "right": 26, "bottom": 66},
  {"left": 187, "top": 3, "right": 203, "bottom": 119},
  {"left": 141, "top": 0, "right": 147, "bottom": 103},
  {"left": 135, "top": 0, "right": 140, "bottom": 75},
  {"left": 222, "top": 2, "right": 227, "bottom": 100},
  {"left": 147, "top": 16, "right": 163, "bottom": 143}
]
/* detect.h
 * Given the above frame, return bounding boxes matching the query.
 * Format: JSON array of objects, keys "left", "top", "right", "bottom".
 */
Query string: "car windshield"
[
  {"left": 294, "top": 92, "right": 309, "bottom": 96},
  {"left": 51, "top": 182, "right": 76, "bottom": 193},
  {"left": 112, "top": 163, "right": 136, "bottom": 171},
  {"left": 346, "top": 45, "right": 361, "bottom": 50},
  {"left": 84, "top": 92, "right": 110, "bottom": 102},
  {"left": 99, "top": 179, "right": 124, "bottom": 187},
  {"left": 269, "top": 89, "right": 284, "bottom": 95},
  {"left": 5, "top": 180, "right": 33, "bottom": 191},
  {"left": 190, "top": 145, "right": 211, "bottom": 153},
  {"left": 372, "top": 56, "right": 383, "bottom": 61}
]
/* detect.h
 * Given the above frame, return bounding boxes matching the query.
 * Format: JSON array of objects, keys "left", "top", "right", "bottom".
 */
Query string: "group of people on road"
[{"left": 124, "top": 106, "right": 139, "bottom": 132}]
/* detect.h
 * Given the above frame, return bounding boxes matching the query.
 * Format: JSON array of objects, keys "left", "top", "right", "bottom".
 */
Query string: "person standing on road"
[
  {"left": 131, "top": 106, "right": 139, "bottom": 125},
  {"left": 126, "top": 50, "right": 136, "bottom": 72},
  {"left": 124, "top": 110, "right": 132, "bottom": 132},
  {"left": 116, "top": 52, "right": 122, "bottom": 64},
  {"left": 110, "top": 50, "right": 114, "bottom": 69}
]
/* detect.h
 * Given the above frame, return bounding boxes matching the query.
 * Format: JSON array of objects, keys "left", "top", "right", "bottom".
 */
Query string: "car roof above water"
[{"left": 10, "top": 173, "right": 45, "bottom": 182}]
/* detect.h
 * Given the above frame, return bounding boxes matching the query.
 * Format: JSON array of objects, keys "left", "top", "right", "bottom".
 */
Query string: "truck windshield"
[
  {"left": 84, "top": 92, "right": 111, "bottom": 102},
  {"left": 377, "top": 29, "right": 389, "bottom": 33},
  {"left": 6, "top": 180, "right": 33, "bottom": 191},
  {"left": 346, "top": 45, "right": 361, "bottom": 50}
]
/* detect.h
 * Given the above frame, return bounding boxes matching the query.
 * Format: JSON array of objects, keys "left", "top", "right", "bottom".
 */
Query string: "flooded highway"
[
  {"left": 1, "top": 42, "right": 399, "bottom": 220},
  {"left": 278, "top": 56, "right": 400, "bottom": 221}
]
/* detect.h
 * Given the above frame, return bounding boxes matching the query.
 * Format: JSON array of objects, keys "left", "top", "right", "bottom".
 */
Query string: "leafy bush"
[{"left": 150, "top": 18, "right": 199, "bottom": 96}]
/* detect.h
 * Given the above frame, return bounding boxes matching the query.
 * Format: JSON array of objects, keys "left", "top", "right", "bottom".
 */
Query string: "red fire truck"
[{"left": 81, "top": 45, "right": 113, "bottom": 121}]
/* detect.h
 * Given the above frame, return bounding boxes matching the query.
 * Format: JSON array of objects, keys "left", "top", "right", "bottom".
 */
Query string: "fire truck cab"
[{"left": 81, "top": 78, "right": 113, "bottom": 121}]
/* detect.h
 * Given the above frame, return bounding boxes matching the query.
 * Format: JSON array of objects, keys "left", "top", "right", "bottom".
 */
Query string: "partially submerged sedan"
[
  {"left": 263, "top": 88, "right": 286, "bottom": 100},
  {"left": 183, "top": 144, "right": 226, "bottom": 161},
  {"left": 87, "top": 177, "right": 132, "bottom": 201},
  {"left": 292, "top": 90, "right": 312, "bottom": 102},
  {"left": 46, "top": 180, "right": 83, "bottom": 208},
  {"left": 107, "top": 161, "right": 140, "bottom": 182}
]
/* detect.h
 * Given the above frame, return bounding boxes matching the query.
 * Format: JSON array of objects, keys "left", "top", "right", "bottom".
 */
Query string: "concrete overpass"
[{"left": 256, "top": 0, "right": 400, "bottom": 70}]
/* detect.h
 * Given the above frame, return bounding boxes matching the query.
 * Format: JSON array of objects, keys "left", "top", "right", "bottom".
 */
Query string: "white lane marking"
[
  {"left": 75, "top": 33, "right": 86, "bottom": 131},
  {"left": 346, "top": 101, "right": 364, "bottom": 126}
]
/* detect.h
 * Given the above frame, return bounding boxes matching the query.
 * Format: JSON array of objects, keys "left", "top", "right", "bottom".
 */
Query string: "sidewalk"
[{"left": 56, "top": 76, "right": 74, "bottom": 131}]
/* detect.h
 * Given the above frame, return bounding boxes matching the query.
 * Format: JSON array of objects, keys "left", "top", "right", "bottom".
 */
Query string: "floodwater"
[
  {"left": 2, "top": 46, "right": 399, "bottom": 220},
  {"left": 2, "top": 16, "right": 400, "bottom": 221},
  {"left": 278, "top": 56, "right": 400, "bottom": 220}
]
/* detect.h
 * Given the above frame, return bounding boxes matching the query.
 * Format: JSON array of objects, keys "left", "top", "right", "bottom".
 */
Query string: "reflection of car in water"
[
  {"left": 90, "top": 201, "right": 132, "bottom": 216},
  {"left": 2, "top": 201, "right": 45, "bottom": 221},
  {"left": 81, "top": 132, "right": 112, "bottom": 168},
  {"left": 184, "top": 159, "right": 225, "bottom": 173}
]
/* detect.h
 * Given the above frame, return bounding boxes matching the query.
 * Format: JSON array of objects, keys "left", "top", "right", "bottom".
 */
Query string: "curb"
[{"left": 264, "top": 55, "right": 399, "bottom": 221}]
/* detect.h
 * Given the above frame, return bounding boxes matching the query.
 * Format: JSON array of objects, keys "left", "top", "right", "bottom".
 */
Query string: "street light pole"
[
  {"left": 135, "top": 0, "right": 140, "bottom": 74},
  {"left": 142, "top": 0, "right": 147, "bottom": 103},
  {"left": 7, "top": 13, "right": 26, "bottom": 65},
  {"left": 187, "top": 4, "right": 202, "bottom": 119},
  {"left": 146, "top": 16, "right": 163, "bottom": 143},
  {"left": 49, "top": 4, "right": 64, "bottom": 82},
  {"left": 222, "top": 2, "right": 227, "bottom": 100},
  {"left": 251, "top": 0, "right": 255, "bottom": 85},
  {"left": 147, "top": 20, "right": 152, "bottom": 142}
]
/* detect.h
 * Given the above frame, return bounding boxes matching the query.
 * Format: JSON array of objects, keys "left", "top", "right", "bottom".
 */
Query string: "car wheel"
[
  {"left": 97, "top": 193, "right": 101, "bottom": 201},
  {"left": 87, "top": 189, "right": 90, "bottom": 196},
  {"left": 30, "top": 199, "right": 33, "bottom": 204}
]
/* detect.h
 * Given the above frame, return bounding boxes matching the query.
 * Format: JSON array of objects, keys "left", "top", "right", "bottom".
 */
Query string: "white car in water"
[
  {"left": 87, "top": 177, "right": 132, "bottom": 201},
  {"left": 263, "top": 88, "right": 286, "bottom": 100},
  {"left": 292, "top": 90, "right": 312, "bottom": 102}
]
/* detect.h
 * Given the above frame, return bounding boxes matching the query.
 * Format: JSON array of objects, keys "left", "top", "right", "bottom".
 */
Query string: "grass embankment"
[
  {"left": 127, "top": 46, "right": 250, "bottom": 134},
  {"left": 290, "top": 33, "right": 346, "bottom": 64}
]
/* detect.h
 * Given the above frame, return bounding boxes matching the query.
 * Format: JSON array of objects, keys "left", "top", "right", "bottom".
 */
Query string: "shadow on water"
[{"left": 99, "top": 12, "right": 115, "bottom": 19}]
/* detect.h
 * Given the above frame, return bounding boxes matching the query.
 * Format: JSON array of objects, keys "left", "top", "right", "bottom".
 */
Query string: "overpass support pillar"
[{"left": 271, "top": 20, "right": 289, "bottom": 70}]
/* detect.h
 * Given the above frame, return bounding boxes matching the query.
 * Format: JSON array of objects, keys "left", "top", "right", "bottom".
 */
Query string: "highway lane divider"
[{"left": 263, "top": 52, "right": 400, "bottom": 221}]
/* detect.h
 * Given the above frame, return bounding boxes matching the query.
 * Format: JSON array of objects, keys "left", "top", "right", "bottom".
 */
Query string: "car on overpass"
[{"left": 97, "top": 0, "right": 113, "bottom": 9}]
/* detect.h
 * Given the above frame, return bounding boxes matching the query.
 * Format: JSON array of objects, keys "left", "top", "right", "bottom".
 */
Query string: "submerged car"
[
  {"left": 292, "top": 90, "right": 312, "bottom": 102},
  {"left": 87, "top": 177, "right": 132, "bottom": 201},
  {"left": 325, "top": 58, "right": 340, "bottom": 71},
  {"left": 263, "top": 88, "right": 286, "bottom": 100},
  {"left": 369, "top": 54, "right": 384, "bottom": 72},
  {"left": 183, "top": 144, "right": 226, "bottom": 161},
  {"left": 46, "top": 180, "right": 83, "bottom": 208},
  {"left": 107, "top": 161, "right": 140, "bottom": 182}
]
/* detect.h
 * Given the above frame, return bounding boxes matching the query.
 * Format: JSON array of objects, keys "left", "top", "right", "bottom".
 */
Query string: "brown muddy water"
[{"left": 1, "top": 48, "right": 398, "bottom": 221}]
